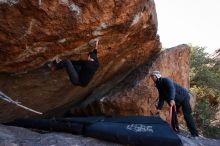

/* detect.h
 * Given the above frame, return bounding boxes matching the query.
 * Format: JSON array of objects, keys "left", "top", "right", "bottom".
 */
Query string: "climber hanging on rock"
[
  {"left": 50, "top": 39, "right": 99, "bottom": 86},
  {"left": 150, "top": 71, "right": 199, "bottom": 137}
]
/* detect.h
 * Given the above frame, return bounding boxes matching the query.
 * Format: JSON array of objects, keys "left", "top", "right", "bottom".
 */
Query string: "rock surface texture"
[
  {"left": 0, "top": 0, "right": 161, "bottom": 122},
  {"left": 0, "top": 124, "right": 220, "bottom": 146},
  {"left": 72, "top": 44, "right": 192, "bottom": 124},
  {"left": 0, "top": 0, "right": 160, "bottom": 73},
  {"left": 0, "top": 124, "right": 121, "bottom": 146}
]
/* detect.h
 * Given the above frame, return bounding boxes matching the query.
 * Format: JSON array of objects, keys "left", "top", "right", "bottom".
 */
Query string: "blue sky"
[{"left": 154, "top": 0, "right": 220, "bottom": 54}]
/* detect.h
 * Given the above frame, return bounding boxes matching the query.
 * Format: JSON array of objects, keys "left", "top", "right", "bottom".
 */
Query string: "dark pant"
[
  {"left": 56, "top": 60, "right": 80, "bottom": 85},
  {"left": 176, "top": 97, "right": 198, "bottom": 136}
]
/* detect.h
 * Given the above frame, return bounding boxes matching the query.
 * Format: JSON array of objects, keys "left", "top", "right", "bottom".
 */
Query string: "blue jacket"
[{"left": 156, "top": 77, "right": 190, "bottom": 110}]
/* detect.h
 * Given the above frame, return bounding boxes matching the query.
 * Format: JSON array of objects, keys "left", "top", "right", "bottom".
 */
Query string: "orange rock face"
[
  {"left": 0, "top": 0, "right": 160, "bottom": 122},
  {"left": 0, "top": 0, "right": 160, "bottom": 73},
  {"left": 73, "top": 45, "right": 191, "bottom": 123}
]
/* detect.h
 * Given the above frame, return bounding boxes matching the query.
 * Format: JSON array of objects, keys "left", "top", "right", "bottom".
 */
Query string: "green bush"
[
  {"left": 191, "top": 86, "right": 220, "bottom": 138},
  {"left": 190, "top": 46, "right": 220, "bottom": 138}
]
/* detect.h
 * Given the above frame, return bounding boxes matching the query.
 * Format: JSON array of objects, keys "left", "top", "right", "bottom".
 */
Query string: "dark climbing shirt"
[
  {"left": 71, "top": 49, "right": 99, "bottom": 86},
  {"left": 156, "top": 77, "right": 190, "bottom": 110}
]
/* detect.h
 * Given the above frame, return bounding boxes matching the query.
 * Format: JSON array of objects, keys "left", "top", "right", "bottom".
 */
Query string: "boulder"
[
  {"left": 0, "top": 0, "right": 160, "bottom": 73},
  {"left": 0, "top": 0, "right": 161, "bottom": 122}
]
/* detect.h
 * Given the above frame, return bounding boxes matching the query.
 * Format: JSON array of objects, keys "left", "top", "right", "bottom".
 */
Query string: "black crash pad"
[{"left": 6, "top": 116, "right": 183, "bottom": 146}]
